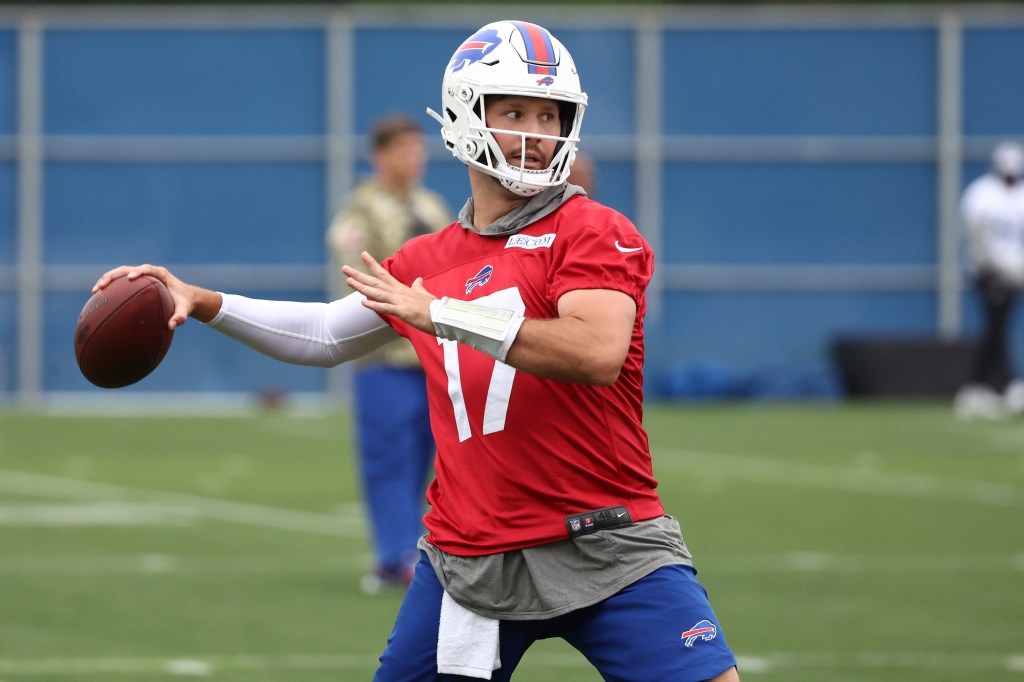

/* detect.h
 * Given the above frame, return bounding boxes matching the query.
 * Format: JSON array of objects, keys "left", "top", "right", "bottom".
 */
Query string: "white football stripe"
[
  {"left": 0, "top": 469, "right": 365, "bottom": 537},
  {"left": 655, "top": 447, "right": 1024, "bottom": 508},
  {"left": 0, "top": 503, "right": 193, "bottom": 527},
  {"left": 0, "top": 651, "right": 1020, "bottom": 675},
  {"left": 0, "top": 553, "right": 372, "bottom": 576}
]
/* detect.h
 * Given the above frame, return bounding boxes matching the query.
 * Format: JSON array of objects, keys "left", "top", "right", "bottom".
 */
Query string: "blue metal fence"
[{"left": 1, "top": 6, "right": 1022, "bottom": 404}]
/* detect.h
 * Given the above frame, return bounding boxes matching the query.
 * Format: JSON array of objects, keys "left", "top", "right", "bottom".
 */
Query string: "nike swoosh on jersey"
[{"left": 614, "top": 240, "right": 643, "bottom": 253}]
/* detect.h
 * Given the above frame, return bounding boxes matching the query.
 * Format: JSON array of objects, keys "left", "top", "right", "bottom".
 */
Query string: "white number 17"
[{"left": 438, "top": 287, "right": 525, "bottom": 442}]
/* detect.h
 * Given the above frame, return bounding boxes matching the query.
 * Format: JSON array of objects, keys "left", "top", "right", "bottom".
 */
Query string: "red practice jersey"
[{"left": 382, "top": 195, "right": 664, "bottom": 555}]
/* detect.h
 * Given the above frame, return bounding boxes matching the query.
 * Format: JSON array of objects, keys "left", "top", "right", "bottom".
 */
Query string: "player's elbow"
[
  {"left": 591, "top": 367, "right": 622, "bottom": 387},
  {"left": 577, "top": 348, "right": 626, "bottom": 386}
]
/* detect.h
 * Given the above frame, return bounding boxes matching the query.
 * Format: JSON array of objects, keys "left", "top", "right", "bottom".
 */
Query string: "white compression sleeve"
[{"left": 205, "top": 292, "right": 399, "bottom": 367}]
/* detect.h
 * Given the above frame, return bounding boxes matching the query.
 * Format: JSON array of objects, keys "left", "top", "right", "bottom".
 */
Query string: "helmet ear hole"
[{"left": 556, "top": 101, "right": 576, "bottom": 138}]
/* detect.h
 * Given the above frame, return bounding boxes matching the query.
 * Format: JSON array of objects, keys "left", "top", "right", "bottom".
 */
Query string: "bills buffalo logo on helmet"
[
  {"left": 536, "top": 76, "right": 555, "bottom": 86},
  {"left": 465, "top": 265, "right": 494, "bottom": 294},
  {"left": 449, "top": 28, "right": 501, "bottom": 73}
]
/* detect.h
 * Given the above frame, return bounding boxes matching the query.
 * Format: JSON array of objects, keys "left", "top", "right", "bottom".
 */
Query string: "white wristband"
[{"left": 429, "top": 297, "right": 525, "bottom": 362}]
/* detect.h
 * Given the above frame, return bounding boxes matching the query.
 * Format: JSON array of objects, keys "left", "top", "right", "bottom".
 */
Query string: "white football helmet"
[
  {"left": 427, "top": 20, "right": 588, "bottom": 197},
  {"left": 992, "top": 141, "right": 1024, "bottom": 180}
]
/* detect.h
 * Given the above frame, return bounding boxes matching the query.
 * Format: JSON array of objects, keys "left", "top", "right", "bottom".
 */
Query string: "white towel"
[{"left": 437, "top": 590, "right": 501, "bottom": 679}]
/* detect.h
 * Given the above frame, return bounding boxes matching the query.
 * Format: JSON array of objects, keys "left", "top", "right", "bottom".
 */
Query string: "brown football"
[{"left": 74, "top": 275, "right": 175, "bottom": 389}]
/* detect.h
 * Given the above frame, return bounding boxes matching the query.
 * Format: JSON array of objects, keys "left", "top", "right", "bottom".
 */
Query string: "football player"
[
  {"left": 94, "top": 20, "right": 740, "bottom": 682},
  {"left": 956, "top": 141, "right": 1024, "bottom": 419}
]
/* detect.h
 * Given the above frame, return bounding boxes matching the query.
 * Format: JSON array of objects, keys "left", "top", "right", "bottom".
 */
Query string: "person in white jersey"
[{"left": 955, "top": 141, "right": 1024, "bottom": 419}]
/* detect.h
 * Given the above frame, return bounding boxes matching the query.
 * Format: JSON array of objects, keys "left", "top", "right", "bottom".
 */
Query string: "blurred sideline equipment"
[
  {"left": 832, "top": 336, "right": 975, "bottom": 398},
  {"left": 74, "top": 275, "right": 175, "bottom": 389},
  {"left": 954, "top": 140, "right": 1024, "bottom": 420},
  {"left": 326, "top": 113, "right": 449, "bottom": 593}
]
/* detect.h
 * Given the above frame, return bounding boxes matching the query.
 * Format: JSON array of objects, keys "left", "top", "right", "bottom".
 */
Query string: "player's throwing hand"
[{"left": 342, "top": 251, "right": 437, "bottom": 335}]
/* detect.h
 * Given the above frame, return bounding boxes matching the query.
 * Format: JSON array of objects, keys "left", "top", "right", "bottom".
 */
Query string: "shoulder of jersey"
[
  {"left": 555, "top": 195, "right": 633, "bottom": 230},
  {"left": 964, "top": 175, "right": 998, "bottom": 202}
]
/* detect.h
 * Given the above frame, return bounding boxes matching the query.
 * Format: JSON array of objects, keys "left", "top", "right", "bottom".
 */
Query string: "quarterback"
[{"left": 94, "top": 20, "right": 740, "bottom": 682}]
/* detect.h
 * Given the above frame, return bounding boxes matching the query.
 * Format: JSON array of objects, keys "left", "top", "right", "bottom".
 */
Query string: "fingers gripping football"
[{"left": 93, "top": 264, "right": 193, "bottom": 330}]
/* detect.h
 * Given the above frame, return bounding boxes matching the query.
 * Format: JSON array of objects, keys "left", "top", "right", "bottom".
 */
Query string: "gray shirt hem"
[{"left": 419, "top": 515, "right": 693, "bottom": 621}]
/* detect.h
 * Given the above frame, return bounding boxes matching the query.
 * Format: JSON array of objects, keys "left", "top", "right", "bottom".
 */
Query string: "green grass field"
[{"left": 0, "top": 402, "right": 1021, "bottom": 681}]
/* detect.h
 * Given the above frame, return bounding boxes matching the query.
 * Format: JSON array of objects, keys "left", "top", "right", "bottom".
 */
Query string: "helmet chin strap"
[{"left": 495, "top": 162, "right": 553, "bottom": 197}]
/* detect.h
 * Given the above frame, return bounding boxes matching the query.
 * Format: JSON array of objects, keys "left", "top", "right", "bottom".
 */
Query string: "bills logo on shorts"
[
  {"left": 681, "top": 620, "right": 717, "bottom": 648},
  {"left": 465, "top": 265, "right": 493, "bottom": 294},
  {"left": 449, "top": 28, "right": 501, "bottom": 73}
]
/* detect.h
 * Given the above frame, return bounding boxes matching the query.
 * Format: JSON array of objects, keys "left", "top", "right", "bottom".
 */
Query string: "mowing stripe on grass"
[
  {"left": 1, "top": 551, "right": 1019, "bottom": 577},
  {"left": 0, "top": 503, "right": 193, "bottom": 527},
  {"left": 0, "top": 654, "right": 375, "bottom": 676},
  {"left": 705, "top": 551, "right": 1024, "bottom": 574},
  {"left": 0, "top": 553, "right": 371, "bottom": 576},
  {"left": 656, "top": 447, "right": 1023, "bottom": 508},
  {"left": 0, "top": 651, "right": 1020, "bottom": 676},
  {"left": 737, "top": 651, "right": 1024, "bottom": 673},
  {"left": 0, "top": 469, "right": 364, "bottom": 537}
]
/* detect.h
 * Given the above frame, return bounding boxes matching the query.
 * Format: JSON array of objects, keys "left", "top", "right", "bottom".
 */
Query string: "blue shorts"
[{"left": 374, "top": 552, "right": 737, "bottom": 682}]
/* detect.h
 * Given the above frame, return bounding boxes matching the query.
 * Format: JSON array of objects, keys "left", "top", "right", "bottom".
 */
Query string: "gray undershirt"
[
  {"left": 418, "top": 515, "right": 693, "bottom": 621},
  {"left": 457, "top": 183, "right": 588, "bottom": 237}
]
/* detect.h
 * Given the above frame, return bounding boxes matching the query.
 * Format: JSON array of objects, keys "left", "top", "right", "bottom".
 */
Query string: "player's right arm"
[{"left": 92, "top": 264, "right": 398, "bottom": 367}]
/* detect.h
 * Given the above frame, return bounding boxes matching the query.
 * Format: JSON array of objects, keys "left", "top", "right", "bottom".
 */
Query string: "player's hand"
[
  {"left": 342, "top": 252, "right": 437, "bottom": 335},
  {"left": 92, "top": 264, "right": 198, "bottom": 330}
]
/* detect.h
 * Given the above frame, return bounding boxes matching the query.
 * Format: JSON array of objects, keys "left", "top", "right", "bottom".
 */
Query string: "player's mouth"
[{"left": 509, "top": 150, "right": 546, "bottom": 170}]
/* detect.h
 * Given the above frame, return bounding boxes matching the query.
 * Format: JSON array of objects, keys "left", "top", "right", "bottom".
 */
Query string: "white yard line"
[
  {"left": 0, "top": 651, "right": 1020, "bottom": 676},
  {"left": 0, "top": 653, "right": 374, "bottom": 676},
  {"left": 737, "top": 651, "right": 1024, "bottom": 673},
  {"left": 0, "top": 469, "right": 365, "bottom": 537},
  {"left": 655, "top": 447, "right": 1024, "bottom": 508},
  {"left": 1, "top": 551, "right": 1019, "bottom": 577},
  {"left": 0, "top": 553, "right": 371, "bottom": 576},
  {"left": 0, "top": 503, "right": 194, "bottom": 527},
  {"left": 704, "top": 551, "right": 1024, "bottom": 574}
]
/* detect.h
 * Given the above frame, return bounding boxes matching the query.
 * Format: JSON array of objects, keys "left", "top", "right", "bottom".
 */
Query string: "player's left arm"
[
  {"left": 503, "top": 289, "right": 634, "bottom": 385},
  {"left": 344, "top": 251, "right": 635, "bottom": 386}
]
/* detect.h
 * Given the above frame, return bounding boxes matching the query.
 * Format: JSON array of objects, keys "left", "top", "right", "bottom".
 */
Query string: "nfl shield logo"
[{"left": 570, "top": 518, "right": 581, "bottom": 532}]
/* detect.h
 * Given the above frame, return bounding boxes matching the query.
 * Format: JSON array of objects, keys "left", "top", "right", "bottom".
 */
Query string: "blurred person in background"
[
  {"left": 94, "top": 20, "right": 739, "bottom": 681},
  {"left": 567, "top": 149, "right": 597, "bottom": 196},
  {"left": 955, "top": 140, "right": 1024, "bottom": 420},
  {"left": 326, "top": 113, "right": 450, "bottom": 592}
]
